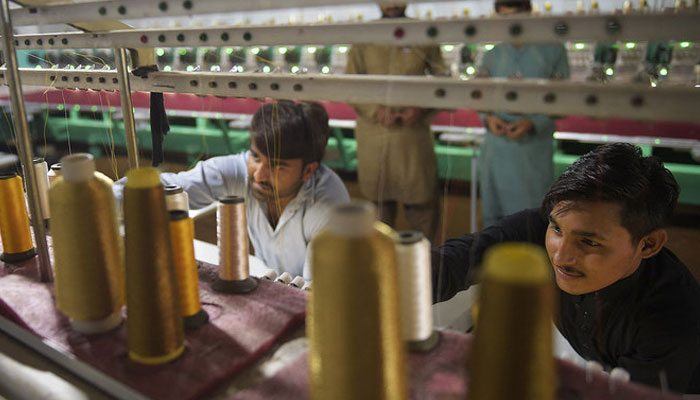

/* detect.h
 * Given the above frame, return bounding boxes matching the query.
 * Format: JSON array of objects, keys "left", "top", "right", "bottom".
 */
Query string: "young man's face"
[
  {"left": 247, "top": 142, "right": 316, "bottom": 203},
  {"left": 545, "top": 201, "right": 645, "bottom": 295}
]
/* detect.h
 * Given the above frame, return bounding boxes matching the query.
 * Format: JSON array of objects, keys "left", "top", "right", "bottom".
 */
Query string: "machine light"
[
  {"left": 442, "top": 44, "right": 455, "bottom": 52},
  {"left": 465, "top": 65, "right": 476, "bottom": 75},
  {"left": 659, "top": 67, "right": 668, "bottom": 76},
  {"left": 262, "top": 65, "right": 271, "bottom": 73},
  {"left": 91, "top": 105, "right": 98, "bottom": 112},
  {"left": 186, "top": 65, "right": 194, "bottom": 72},
  {"left": 291, "top": 65, "right": 300, "bottom": 73},
  {"left": 605, "top": 67, "right": 614, "bottom": 76},
  {"left": 156, "top": 48, "right": 165, "bottom": 57},
  {"left": 251, "top": 47, "right": 260, "bottom": 55},
  {"left": 279, "top": 47, "right": 288, "bottom": 54},
  {"left": 574, "top": 43, "right": 585, "bottom": 50},
  {"left": 73, "top": 104, "right": 81, "bottom": 112},
  {"left": 225, "top": 48, "right": 234, "bottom": 55},
  {"left": 179, "top": 49, "right": 188, "bottom": 56},
  {"left": 307, "top": 47, "right": 317, "bottom": 54},
  {"left": 321, "top": 65, "right": 331, "bottom": 74},
  {"left": 484, "top": 44, "right": 494, "bottom": 51},
  {"left": 680, "top": 42, "right": 691, "bottom": 48},
  {"left": 625, "top": 42, "right": 636, "bottom": 49},
  {"left": 337, "top": 46, "right": 348, "bottom": 54},
  {"left": 163, "top": 65, "right": 172, "bottom": 71}
]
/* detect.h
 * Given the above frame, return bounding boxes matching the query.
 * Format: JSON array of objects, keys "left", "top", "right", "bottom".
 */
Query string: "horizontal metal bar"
[
  {"left": 8, "top": 0, "right": 453, "bottom": 27},
  {"left": 2, "top": 68, "right": 699, "bottom": 122},
  {"left": 6, "top": 12, "right": 700, "bottom": 50},
  {"left": 0, "top": 316, "right": 148, "bottom": 400}
]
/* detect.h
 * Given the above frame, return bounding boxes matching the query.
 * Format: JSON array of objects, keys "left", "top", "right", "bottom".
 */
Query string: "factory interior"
[{"left": 0, "top": 0, "right": 700, "bottom": 399}]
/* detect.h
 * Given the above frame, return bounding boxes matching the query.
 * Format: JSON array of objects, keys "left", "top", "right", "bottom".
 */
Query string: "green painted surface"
[{"left": 34, "top": 111, "right": 700, "bottom": 206}]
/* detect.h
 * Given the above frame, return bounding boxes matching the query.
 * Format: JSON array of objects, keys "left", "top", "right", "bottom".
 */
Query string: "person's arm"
[
  {"left": 344, "top": 45, "right": 379, "bottom": 120},
  {"left": 112, "top": 153, "right": 248, "bottom": 209},
  {"left": 431, "top": 208, "right": 548, "bottom": 303}
]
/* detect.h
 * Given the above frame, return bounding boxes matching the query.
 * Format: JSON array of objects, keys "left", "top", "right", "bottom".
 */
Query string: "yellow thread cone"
[
  {"left": 308, "top": 201, "right": 407, "bottom": 400},
  {"left": 124, "top": 167, "right": 184, "bottom": 364},
  {"left": 0, "top": 172, "right": 35, "bottom": 262},
  {"left": 49, "top": 153, "right": 124, "bottom": 333},
  {"left": 468, "top": 243, "right": 556, "bottom": 400}
]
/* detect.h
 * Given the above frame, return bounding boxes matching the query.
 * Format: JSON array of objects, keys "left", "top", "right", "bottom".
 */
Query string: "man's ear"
[
  {"left": 302, "top": 161, "right": 319, "bottom": 183},
  {"left": 639, "top": 229, "right": 668, "bottom": 259}
]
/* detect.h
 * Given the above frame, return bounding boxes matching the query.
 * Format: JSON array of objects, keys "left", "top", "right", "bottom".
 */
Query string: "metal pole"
[
  {"left": 0, "top": 0, "right": 52, "bottom": 282},
  {"left": 114, "top": 48, "right": 139, "bottom": 169}
]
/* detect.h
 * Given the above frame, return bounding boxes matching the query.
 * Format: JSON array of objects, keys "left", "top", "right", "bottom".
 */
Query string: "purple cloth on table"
[
  {"left": 232, "top": 331, "right": 682, "bottom": 400},
  {"left": 0, "top": 251, "right": 307, "bottom": 400}
]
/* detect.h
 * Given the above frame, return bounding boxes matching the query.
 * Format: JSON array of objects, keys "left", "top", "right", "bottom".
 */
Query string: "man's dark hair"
[
  {"left": 542, "top": 143, "right": 679, "bottom": 243},
  {"left": 250, "top": 100, "right": 330, "bottom": 165}
]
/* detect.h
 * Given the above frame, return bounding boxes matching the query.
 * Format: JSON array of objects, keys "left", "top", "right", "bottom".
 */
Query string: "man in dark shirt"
[{"left": 432, "top": 143, "right": 700, "bottom": 394}]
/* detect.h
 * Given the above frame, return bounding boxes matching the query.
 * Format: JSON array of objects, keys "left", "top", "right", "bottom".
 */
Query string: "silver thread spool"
[
  {"left": 32, "top": 158, "right": 51, "bottom": 222},
  {"left": 274, "top": 272, "right": 292, "bottom": 284},
  {"left": 396, "top": 231, "right": 440, "bottom": 352},
  {"left": 164, "top": 184, "right": 189, "bottom": 212},
  {"left": 289, "top": 276, "right": 305, "bottom": 289},
  {"left": 260, "top": 269, "right": 278, "bottom": 281},
  {"left": 213, "top": 196, "right": 257, "bottom": 293},
  {"left": 47, "top": 163, "right": 62, "bottom": 186}
]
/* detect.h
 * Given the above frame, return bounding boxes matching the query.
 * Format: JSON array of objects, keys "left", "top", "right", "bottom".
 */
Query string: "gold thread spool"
[
  {"left": 124, "top": 167, "right": 184, "bottom": 365},
  {"left": 468, "top": 243, "right": 555, "bottom": 400},
  {"left": 49, "top": 153, "right": 124, "bottom": 334},
  {"left": 308, "top": 201, "right": 407, "bottom": 400},
  {"left": 396, "top": 231, "right": 439, "bottom": 352},
  {"left": 0, "top": 172, "right": 36, "bottom": 262},
  {"left": 164, "top": 184, "right": 189, "bottom": 212},
  {"left": 169, "top": 210, "right": 208, "bottom": 330},
  {"left": 47, "top": 163, "right": 62, "bottom": 186},
  {"left": 213, "top": 196, "right": 257, "bottom": 294}
]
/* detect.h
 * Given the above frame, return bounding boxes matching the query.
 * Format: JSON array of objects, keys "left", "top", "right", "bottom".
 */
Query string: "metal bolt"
[
  {"left": 464, "top": 25, "right": 477, "bottom": 37},
  {"left": 554, "top": 21, "right": 568, "bottom": 36}
]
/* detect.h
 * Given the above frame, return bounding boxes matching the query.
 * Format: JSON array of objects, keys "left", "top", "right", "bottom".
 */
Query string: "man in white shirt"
[{"left": 114, "top": 101, "right": 350, "bottom": 279}]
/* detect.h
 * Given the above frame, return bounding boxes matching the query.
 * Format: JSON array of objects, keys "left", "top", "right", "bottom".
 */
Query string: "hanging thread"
[
  {"left": 164, "top": 184, "right": 189, "bottom": 212},
  {"left": 169, "top": 210, "right": 208, "bottom": 330},
  {"left": 395, "top": 231, "right": 440, "bottom": 352},
  {"left": 213, "top": 196, "right": 257, "bottom": 293},
  {"left": 124, "top": 167, "right": 184, "bottom": 365},
  {"left": 308, "top": 201, "right": 407, "bottom": 400},
  {"left": 468, "top": 243, "right": 555, "bottom": 400},
  {"left": 0, "top": 172, "right": 36, "bottom": 262},
  {"left": 49, "top": 153, "right": 124, "bottom": 334}
]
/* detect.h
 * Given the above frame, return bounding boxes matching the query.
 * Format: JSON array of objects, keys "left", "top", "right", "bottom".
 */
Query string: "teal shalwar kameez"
[{"left": 478, "top": 43, "right": 570, "bottom": 227}]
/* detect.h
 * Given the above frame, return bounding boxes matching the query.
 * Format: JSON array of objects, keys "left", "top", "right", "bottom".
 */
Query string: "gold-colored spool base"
[
  {"left": 184, "top": 309, "right": 209, "bottom": 330},
  {"left": 212, "top": 277, "right": 258, "bottom": 294},
  {"left": 0, "top": 247, "right": 37, "bottom": 263},
  {"left": 407, "top": 330, "right": 441, "bottom": 353},
  {"left": 129, "top": 344, "right": 186, "bottom": 365}
]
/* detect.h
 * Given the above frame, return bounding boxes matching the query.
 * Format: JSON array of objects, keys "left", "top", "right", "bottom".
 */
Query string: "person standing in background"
[
  {"left": 345, "top": 2, "right": 448, "bottom": 243},
  {"left": 478, "top": 0, "right": 570, "bottom": 227}
]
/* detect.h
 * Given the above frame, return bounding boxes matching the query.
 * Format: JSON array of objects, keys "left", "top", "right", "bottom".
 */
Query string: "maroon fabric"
[
  {"left": 0, "top": 252, "right": 306, "bottom": 400},
  {"left": 232, "top": 331, "right": 682, "bottom": 400},
  {"left": 9, "top": 89, "right": 700, "bottom": 139}
]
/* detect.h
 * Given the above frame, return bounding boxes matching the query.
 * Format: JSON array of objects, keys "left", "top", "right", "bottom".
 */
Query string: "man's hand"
[
  {"left": 400, "top": 107, "right": 423, "bottom": 127},
  {"left": 375, "top": 106, "right": 399, "bottom": 128},
  {"left": 484, "top": 115, "right": 508, "bottom": 136},
  {"left": 505, "top": 119, "right": 534, "bottom": 140}
]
